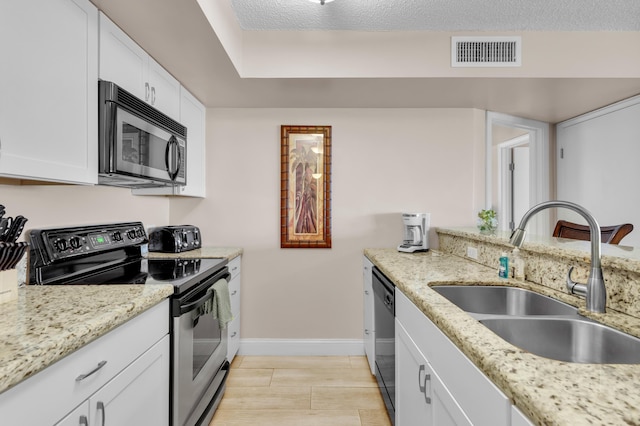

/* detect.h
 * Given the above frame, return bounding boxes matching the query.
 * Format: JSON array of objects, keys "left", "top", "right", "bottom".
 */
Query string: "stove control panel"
[{"left": 30, "top": 222, "right": 148, "bottom": 263}]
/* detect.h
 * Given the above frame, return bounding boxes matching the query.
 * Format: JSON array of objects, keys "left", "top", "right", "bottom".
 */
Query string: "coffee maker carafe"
[{"left": 397, "top": 213, "right": 430, "bottom": 253}]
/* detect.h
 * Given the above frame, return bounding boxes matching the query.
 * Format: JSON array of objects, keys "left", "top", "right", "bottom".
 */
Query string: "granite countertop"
[
  {"left": 0, "top": 247, "right": 241, "bottom": 395},
  {"left": 0, "top": 284, "right": 173, "bottom": 395},
  {"left": 147, "top": 247, "right": 242, "bottom": 260},
  {"left": 365, "top": 248, "right": 640, "bottom": 426}
]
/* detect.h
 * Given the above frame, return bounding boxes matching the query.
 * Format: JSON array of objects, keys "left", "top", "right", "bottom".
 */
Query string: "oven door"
[
  {"left": 172, "top": 269, "right": 230, "bottom": 426},
  {"left": 115, "top": 106, "right": 186, "bottom": 184}
]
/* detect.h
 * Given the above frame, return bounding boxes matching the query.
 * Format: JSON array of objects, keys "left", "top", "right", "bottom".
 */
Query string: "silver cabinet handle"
[
  {"left": 418, "top": 364, "right": 426, "bottom": 392},
  {"left": 230, "top": 331, "right": 237, "bottom": 338},
  {"left": 364, "top": 290, "right": 369, "bottom": 295},
  {"left": 364, "top": 329, "right": 370, "bottom": 335},
  {"left": 75, "top": 360, "right": 107, "bottom": 382},
  {"left": 97, "top": 401, "right": 106, "bottom": 426},
  {"left": 79, "top": 415, "right": 88, "bottom": 426},
  {"left": 424, "top": 373, "right": 432, "bottom": 404},
  {"left": 151, "top": 86, "right": 156, "bottom": 105},
  {"left": 231, "top": 266, "right": 239, "bottom": 272},
  {"left": 231, "top": 290, "right": 237, "bottom": 296}
]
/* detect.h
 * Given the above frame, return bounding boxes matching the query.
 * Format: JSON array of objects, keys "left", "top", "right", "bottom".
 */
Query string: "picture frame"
[{"left": 280, "top": 125, "right": 332, "bottom": 248}]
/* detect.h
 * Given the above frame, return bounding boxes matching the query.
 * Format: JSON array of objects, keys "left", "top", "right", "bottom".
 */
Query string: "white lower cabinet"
[
  {"left": 227, "top": 256, "right": 242, "bottom": 363},
  {"left": 55, "top": 402, "right": 89, "bottom": 426},
  {"left": 87, "top": 335, "right": 169, "bottom": 426},
  {"left": 512, "top": 405, "right": 535, "bottom": 426},
  {"left": 0, "top": 301, "right": 170, "bottom": 426},
  {"left": 363, "top": 256, "right": 375, "bottom": 375},
  {"left": 396, "top": 320, "right": 472, "bottom": 426},
  {"left": 396, "top": 289, "right": 511, "bottom": 426}
]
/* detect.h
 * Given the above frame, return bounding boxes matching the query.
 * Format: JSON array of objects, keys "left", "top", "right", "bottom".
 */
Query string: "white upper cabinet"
[
  {"left": 99, "top": 12, "right": 180, "bottom": 120},
  {"left": 0, "top": 0, "right": 98, "bottom": 184}
]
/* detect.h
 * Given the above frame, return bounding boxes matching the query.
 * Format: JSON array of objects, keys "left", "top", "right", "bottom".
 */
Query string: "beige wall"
[
  {"left": 0, "top": 184, "right": 169, "bottom": 232},
  {"left": 170, "top": 108, "right": 486, "bottom": 339},
  {"left": 1, "top": 108, "right": 486, "bottom": 340}
]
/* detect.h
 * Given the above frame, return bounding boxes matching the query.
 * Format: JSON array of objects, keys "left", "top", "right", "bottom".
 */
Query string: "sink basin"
[
  {"left": 432, "top": 286, "right": 578, "bottom": 316},
  {"left": 480, "top": 317, "right": 640, "bottom": 364}
]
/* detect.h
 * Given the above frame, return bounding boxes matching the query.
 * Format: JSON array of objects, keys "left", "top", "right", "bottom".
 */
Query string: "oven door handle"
[{"left": 178, "top": 271, "right": 231, "bottom": 315}]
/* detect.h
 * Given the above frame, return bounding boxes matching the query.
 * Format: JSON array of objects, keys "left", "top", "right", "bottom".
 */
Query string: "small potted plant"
[{"left": 477, "top": 209, "right": 498, "bottom": 234}]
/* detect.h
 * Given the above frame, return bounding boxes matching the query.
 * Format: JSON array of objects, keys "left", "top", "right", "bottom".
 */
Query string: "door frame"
[{"left": 486, "top": 112, "right": 550, "bottom": 236}]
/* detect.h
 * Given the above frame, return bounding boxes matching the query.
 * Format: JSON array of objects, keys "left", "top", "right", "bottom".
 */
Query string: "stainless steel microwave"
[{"left": 98, "top": 80, "right": 187, "bottom": 188}]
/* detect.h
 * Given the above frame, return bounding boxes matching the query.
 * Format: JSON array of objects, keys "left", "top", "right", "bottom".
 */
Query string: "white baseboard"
[{"left": 238, "top": 339, "right": 365, "bottom": 356}]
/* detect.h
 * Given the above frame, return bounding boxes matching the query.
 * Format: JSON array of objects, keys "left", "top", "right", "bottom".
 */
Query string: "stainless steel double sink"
[{"left": 432, "top": 285, "right": 640, "bottom": 364}]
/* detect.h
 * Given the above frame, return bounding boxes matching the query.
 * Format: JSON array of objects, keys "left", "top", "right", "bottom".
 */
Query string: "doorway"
[{"left": 486, "top": 112, "right": 550, "bottom": 236}]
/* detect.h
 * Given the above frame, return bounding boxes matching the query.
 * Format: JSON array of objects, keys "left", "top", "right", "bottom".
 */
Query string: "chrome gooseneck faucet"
[{"left": 509, "top": 200, "right": 606, "bottom": 313}]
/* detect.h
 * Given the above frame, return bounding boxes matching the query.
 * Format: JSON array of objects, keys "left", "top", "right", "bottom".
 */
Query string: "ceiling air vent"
[{"left": 452, "top": 36, "right": 521, "bottom": 67}]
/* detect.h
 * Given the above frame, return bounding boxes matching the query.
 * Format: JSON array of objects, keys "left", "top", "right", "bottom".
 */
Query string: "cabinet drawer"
[
  {"left": 228, "top": 256, "right": 241, "bottom": 280},
  {"left": 0, "top": 300, "right": 169, "bottom": 426},
  {"left": 396, "top": 290, "right": 510, "bottom": 426},
  {"left": 227, "top": 316, "right": 240, "bottom": 362},
  {"left": 229, "top": 275, "right": 241, "bottom": 317}
]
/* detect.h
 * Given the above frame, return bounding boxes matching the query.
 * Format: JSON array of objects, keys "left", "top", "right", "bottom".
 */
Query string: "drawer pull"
[
  {"left": 79, "top": 415, "right": 88, "bottom": 426},
  {"left": 75, "top": 360, "right": 107, "bottom": 382},
  {"left": 230, "top": 331, "right": 237, "bottom": 338},
  {"left": 231, "top": 290, "right": 238, "bottom": 296},
  {"left": 97, "top": 401, "right": 106, "bottom": 425}
]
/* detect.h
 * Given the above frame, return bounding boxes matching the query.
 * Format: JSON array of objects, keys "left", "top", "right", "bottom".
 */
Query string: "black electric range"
[
  {"left": 27, "top": 222, "right": 226, "bottom": 296},
  {"left": 27, "top": 222, "right": 231, "bottom": 426}
]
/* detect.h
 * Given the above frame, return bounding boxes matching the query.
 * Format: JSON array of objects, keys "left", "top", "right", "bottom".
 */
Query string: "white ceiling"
[
  {"left": 230, "top": 0, "right": 640, "bottom": 31},
  {"left": 91, "top": 0, "right": 640, "bottom": 123}
]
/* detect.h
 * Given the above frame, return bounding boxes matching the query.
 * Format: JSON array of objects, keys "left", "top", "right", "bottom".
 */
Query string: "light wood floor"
[{"left": 209, "top": 356, "right": 392, "bottom": 426}]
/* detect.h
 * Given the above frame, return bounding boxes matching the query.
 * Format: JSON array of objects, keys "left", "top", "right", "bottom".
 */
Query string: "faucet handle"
[{"left": 566, "top": 267, "right": 587, "bottom": 297}]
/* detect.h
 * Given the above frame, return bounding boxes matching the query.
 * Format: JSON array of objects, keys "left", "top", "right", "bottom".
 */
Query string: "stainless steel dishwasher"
[{"left": 372, "top": 266, "right": 395, "bottom": 425}]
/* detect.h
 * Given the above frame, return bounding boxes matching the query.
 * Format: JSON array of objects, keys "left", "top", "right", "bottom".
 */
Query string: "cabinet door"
[
  {"left": 397, "top": 320, "right": 472, "bottom": 426},
  {"left": 148, "top": 58, "right": 181, "bottom": 120},
  {"left": 98, "top": 12, "right": 147, "bottom": 101},
  {"left": 429, "top": 364, "right": 472, "bottom": 426},
  {"left": 89, "top": 335, "right": 170, "bottom": 426},
  {"left": 363, "top": 256, "right": 375, "bottom": 375},
  {"left": 511, "top": 405, "right": 535, "bottom": 426},
  {"left": 54, "top": 402, "right": 89, "bottom": 426},
  {"left": 0, "top": 0, "right": 98, "bottom": 184},
  {"left": 396, "top": 289, "right": 510, "bottom": 426},
  {"left": 396, "top": 320, "right": 430, "bottom": 425}
]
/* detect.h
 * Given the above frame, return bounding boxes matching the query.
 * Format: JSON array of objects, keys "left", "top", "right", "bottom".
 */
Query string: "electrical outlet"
[{"left": 466, "top": 246, "right": 478, "bottom": 260}]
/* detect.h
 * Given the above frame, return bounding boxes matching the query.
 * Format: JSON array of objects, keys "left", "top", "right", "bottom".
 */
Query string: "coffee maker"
[{"left": 397, "top": 213, "right": 430, "bottom": 253}]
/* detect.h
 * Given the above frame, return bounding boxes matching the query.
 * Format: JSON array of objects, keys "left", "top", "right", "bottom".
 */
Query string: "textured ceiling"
[{"left": 230, "top": 0, "right": 640, "bottom": 31}]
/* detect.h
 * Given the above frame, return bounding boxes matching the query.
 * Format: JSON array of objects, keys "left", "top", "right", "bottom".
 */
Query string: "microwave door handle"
[
  {"left": 174, "top": 141, "right": 183, "bottom": 181},
  {"left": 165, "top": 137, "right": 180, "bottom": 181}
]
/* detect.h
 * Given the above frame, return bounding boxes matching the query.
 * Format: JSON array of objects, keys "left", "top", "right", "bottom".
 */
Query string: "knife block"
[{"left": 0, "top": 268, "right": 18, "bottom": 304}]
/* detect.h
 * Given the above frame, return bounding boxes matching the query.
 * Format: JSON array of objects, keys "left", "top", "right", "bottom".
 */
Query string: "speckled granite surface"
[
  {"left": 147, "top": 247, "right": 242, "bottom": 260},
  {"left": 0, "top": 285, "right": 173, "bottom": 394},
  {"left": 365, "top": 248, "right": 640, "bottom": 426}
]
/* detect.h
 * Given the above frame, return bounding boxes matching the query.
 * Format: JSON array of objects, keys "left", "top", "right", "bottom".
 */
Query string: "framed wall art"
[{"left": 280, "top": 125, "right": 332, "bottom": 248}]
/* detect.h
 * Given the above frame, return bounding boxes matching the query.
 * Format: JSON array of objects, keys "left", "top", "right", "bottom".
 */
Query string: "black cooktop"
[{"left": 41, "top": 257, "right": 226, "bottom": 291}]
